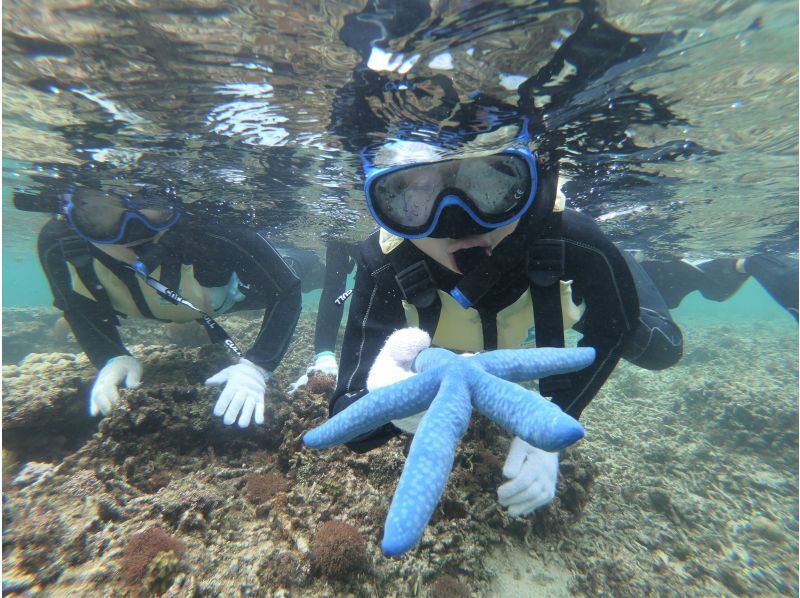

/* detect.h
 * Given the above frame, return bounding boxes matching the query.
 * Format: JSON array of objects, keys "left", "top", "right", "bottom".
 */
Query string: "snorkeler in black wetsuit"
[
  {"left": 28, "top": 183, "right": 301, "bottom": 428},
  {"left": 314, "top": 0, "right": 693, "bottom": 521},
  {"left": 641, "top": 255, "right": 799, "bottom": 320},
  {"left": 287, "top": 239, "right": 359, "bottom": 391}
]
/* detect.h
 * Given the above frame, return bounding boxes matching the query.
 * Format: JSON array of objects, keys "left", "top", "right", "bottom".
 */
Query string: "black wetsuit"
[
  {"left": 314, "top": 240, "right": 359, "bottom": 354},
  {"left": 38, "top": 217, "right": 301, "bottom": 371},
  {"left": 642, "top": 255, "right": 799, "bottom": 321},
  {"left": 330, "top": 208, "right": 683, "bottom": 453}
]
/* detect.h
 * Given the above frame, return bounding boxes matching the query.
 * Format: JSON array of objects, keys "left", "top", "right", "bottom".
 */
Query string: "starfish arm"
[
  {"left": 303, "top": 369, "right": 441, "bottom": 449},
  {"left": 471, "top": 373, "right": 584, "bottom": 451},
  {"left": 473, "top": 347, "right": 596, "bottom": 382},
  {"left": 382, "top": 373, "right": 472, "bottom": 556}
]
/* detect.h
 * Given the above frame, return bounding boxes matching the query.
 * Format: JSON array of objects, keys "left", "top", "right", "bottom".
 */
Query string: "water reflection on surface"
[{"left": 3, "top": 0, "right": 797, "bottom": 254}]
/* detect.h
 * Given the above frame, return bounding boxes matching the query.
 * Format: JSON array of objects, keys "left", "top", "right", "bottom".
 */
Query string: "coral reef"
[
  {"left": 2, "top": 309, "right": 797, "bottom": 596},
  {"left": 309, "top": 520, "right": 369, "bottom": 579}
]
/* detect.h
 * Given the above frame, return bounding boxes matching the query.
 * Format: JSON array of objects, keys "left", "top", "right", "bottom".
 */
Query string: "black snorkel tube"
[
  {"left": 12, "top": 190, "right": 62, "bottom": 214},
  {"left": 447, "top": 154, "right": 559, "bottom": 309}
]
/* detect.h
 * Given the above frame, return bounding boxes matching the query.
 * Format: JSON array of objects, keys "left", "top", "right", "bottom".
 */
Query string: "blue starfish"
[{"left": 304, "top": 346, "right": 595, "bottom": 556}]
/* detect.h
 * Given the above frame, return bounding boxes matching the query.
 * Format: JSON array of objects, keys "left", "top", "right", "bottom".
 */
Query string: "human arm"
[
  {"left": 315, "top": 239, "right": 357, "bottom": 354},
  {"left": 549, "top": 210, "right": 640, "bottom": 419},
  {"left": 197, "top": 227, "right": 302, "bottom": 372},
  {"left": 289, "top": 240, "right": 357, "bottom": 391},
  {"left": 196, "top": 227, "right": 301, "bottom": 427},
  {"left": 37, "top": 218, "right": 131, "bottom": 369},
  {"left": 328, "top": 236, "right": 408, "bottom": 452},
  {"left": 38, "top": 219, "right": 143, "bottom": 417}
]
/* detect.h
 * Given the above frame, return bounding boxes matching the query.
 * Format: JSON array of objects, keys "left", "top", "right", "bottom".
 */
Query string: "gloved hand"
[
  {"left": 205, "top": 358, "right": 270, "bottom": 427},
  {"left": 288, "top": 351, "right": 339, "bottom": 393},
  {"left": 366, "top": 327, "right": 431, "bottom": 433},
  {"left": 90, "top": 355, "right": 143, "bottom": 417},
  {"left": 497, "top": 437, "right": 559, "bottom": 516}
]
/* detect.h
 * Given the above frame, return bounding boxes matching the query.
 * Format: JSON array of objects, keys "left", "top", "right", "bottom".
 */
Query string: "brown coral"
[
  {"left": 428, "top": 574, "right": 471, "bottom": 598},
  {"left": 141, "top": 470, "right": 171, "bottom": 494},
  {"left": 119, "top": 526, "right": 186, "bottom": 583},
  {"left": 309, "top": 520, "right": 368, "bottom": 579},
  {"left": 306, "top": 372, "right": 337, "bottom": 396},
  {"left": 245, "top": 472, "right": 291, "bottom": 505}
]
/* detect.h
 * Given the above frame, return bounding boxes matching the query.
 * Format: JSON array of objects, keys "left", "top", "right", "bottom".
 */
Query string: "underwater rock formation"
[{"left": 1, "top": 308, "right": 797, "bottom": 596}]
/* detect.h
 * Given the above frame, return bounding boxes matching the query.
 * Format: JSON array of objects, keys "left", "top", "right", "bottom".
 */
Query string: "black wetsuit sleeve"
[
  {"left": 37, "top": 219, "right": 129, "bottom": 369},
  {"left": 314, "top": 240, "right": 357, "bottom": 354},
  {"left": 194, "top": 227, "right": 301, "bottom": 372},
  {"left": 329, "top": 238, "right": 407, "bottom": 452},
  {"left": 552, "top": 211, "right": 640, "bottom": 419}
]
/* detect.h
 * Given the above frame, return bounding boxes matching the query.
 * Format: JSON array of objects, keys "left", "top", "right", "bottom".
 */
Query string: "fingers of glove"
[
  {"left": 506, "top": 490, "right": 555, "bottom": 516},
  {"left": 213, "top": 385, "right": 235, "bottom": 417},
  {"left": 205, "top": 367, "right": 233, "bottom": 387},
  {"left": 90, "top": 384, "right": 117, "bottom": 417},
  {"left": 497, "top": 459, "right": 539, "bottom": 502},
  {"left": 125, "top": 365, "right": 143, "bottom": 388},
  {"left": 502, "top": 437, "right": 532, "bottom": 479},
  {"left": 223, "top": 390, "right": 247, "bottom": 426},
  {"left": 253, "top": 401, "right": 265, "bottom": 426},
  {"left": 501, "top": 479, "right": 547, "bottom": 507},
  {"left": 288, "top": 376, "right": 308, "bottom": 395},
  {"left": 238, "top": 395, "right": 256, "bottom": 428},
  {"left": 289, "top": 374, "right": 308, "bottom": 394}
]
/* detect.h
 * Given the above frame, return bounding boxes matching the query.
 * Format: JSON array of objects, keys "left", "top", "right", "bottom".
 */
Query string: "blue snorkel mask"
[
  {"left": 62, "top": 185, "right": 180, "bottom": 245},
  {"left": 361, "top": 119, "right": 538, "bottom": 239}
]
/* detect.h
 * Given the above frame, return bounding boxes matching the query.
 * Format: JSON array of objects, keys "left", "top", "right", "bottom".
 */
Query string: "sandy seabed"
[{"left": 2, "top": 307, "right": 798, "bottom": 596}]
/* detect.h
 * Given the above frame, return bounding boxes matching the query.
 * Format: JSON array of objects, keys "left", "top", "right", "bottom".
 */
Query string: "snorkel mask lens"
[
  {"left": 63, "top": 187, "right": 180, "bottom": 244},
  {"left": 362, "top": 121, "right": 538, "bottom": 239}
]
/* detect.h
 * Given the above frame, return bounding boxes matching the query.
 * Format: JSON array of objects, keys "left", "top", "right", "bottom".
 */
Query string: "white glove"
[
  {"left": 497, "top": 437, "right": 560, "bottom": 516},
  {"left": 90, "top": 356, "right": 142, "bottom": 417},
  {"left": 288, "top": 351, "right": 339, "bottom": 393},
  {"left": 366, "top": 327, "right": 431, "bottom": 433},
  {"left": 205, "top": 358, "right": 270, "bottom": 428}
]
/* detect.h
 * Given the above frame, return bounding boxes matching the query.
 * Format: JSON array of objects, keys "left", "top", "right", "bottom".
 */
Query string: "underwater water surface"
[{"left": 2, "top": 0, "right": 797, "bottom": 596}]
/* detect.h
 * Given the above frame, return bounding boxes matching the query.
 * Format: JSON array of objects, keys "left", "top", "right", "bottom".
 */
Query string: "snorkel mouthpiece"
[{"left": 449, "top": 247, "right": 503, "bottom": 309}]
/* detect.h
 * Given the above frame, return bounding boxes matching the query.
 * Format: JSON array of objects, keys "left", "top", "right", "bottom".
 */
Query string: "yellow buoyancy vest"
[
  {"left": 67, "top": 259, "right": 218, "bottom": 322},
  {"left": 379, "top": 185, "right": 582, "bottom": 353},
  {"left": 402, "top": 284, "right": 584, "bottom": 353}
]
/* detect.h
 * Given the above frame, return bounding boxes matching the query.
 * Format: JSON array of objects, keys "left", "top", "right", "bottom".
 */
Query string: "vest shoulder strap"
[
  {"left": 384, "top": 240, "right": 442, "bottom": 335},
  {"left": 526, "top": 212, "right": 571, "bottom": 396}
]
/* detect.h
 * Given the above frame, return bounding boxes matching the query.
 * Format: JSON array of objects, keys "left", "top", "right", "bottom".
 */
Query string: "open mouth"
[{"left": 447, "top": 238, "right": 493, "bottom": 274}]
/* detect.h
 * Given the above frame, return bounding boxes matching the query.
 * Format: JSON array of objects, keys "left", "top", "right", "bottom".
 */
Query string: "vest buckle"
[
  {"left": 527, "top": 240, "right": 565, "bottom": 287},
  {"left": 395, "top": 260, "right": 438, "bottom": 308}
]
